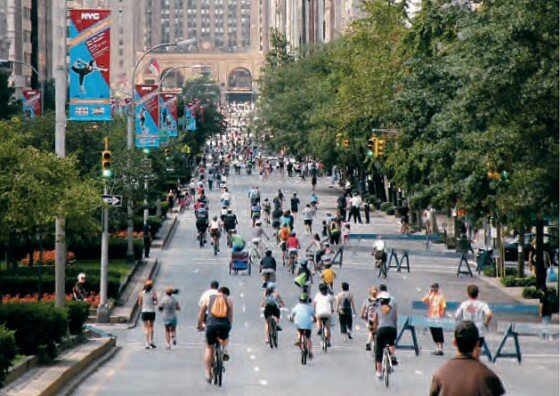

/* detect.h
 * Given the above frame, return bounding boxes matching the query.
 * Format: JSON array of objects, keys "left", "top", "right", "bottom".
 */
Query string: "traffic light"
[
  {"left": 182, "top": 144, "right": 191, "bottom": 154},
  {"left": 367, "top": 136, "right": 377, "bottom": 156},
  {"left": 374, "top": 138, "right": 385, "bottom": 157},
  {"left": 101, "top": 150, "right": 112, "bottom": 178}
]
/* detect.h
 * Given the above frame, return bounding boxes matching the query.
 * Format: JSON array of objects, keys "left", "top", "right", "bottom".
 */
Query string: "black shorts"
[
  {"left": 141, "top": 312, "right": 156, "bottom": 322},
  {"left": 375, "top": 327, "right": 397, "bottom": 363},
  {"left": 205, "top": 324, "right": 231, "bottom": 345},
  {"left": 297, "top": 329, "right": 311, "bottom": 338},
  {"left": 304, "top": 219, "right": 312, "bottom": 226},
  {"left": 264, "top": 304, "right": 280, "bottom": 320},
  {"left": 291, "top": 208, "right": 298, "bottom": 214},
  {"left": 339, "top": 313, "right": 353, "bottom": 333}
]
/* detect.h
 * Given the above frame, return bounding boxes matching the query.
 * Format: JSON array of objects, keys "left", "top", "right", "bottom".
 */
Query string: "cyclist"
[
  {"left": 230, "top": 229, "right": 246, "bottom": 252},
  {"left": 262, "top": 198, "right": 272, "bottom": 225},
  {"left": 209, "top": 216, "right": 222, "bottom": 252},
  {"left": 321, "top": 262, "right": 336, "bottom": 293},
  {"left": 220, "top": 205, "right": 228, "bottom": 222},
  {"left": 278, "top": 225, "right": 291, "bottom": 263},
  {"left": 290, "top": 192, "right": 300, "bottom": 218},
  {"left": 290, "top": 293, "right": 315, "bottom": 359},
  {"left": 286, "top": 231, "right": 301, "bottom": 271},
  {"left": 372, "top": 235, "right": 387, "bottom": 268},
  {"left": 260, "top": 250, "right": 277, "bottom": 288},
  {"left": 251, "top": 200, "right": 262, "bottom": 227},
  {"left": 223, "top": 209, "right": 238, "bottom": 246},
  {"left": 336, "top": 282, "right": 356, "bottom": 339},
  {"left": 305, "top": 233, "right": 325, "bottom": 272},
  {"left": 373, "top": 291, "right": 399, "bottom": 382},
  {"left": 361, "top": 286, "right": 379, "bottom": 351},
  {"left": 197, "top": 286, "right": 233, "bottom": 383},
  {"left": 262, "top": 282, "right": 285, "bottom": 343},
  {"left": 196, "top": 212, "right": 209, "bottom": 246},
  {"left": 252, "top": 219, "right": 270, "bottom": 255},
  {"left": 295, "top": 259, "right": 313, "bottom": 289},
  {"left": 221, "top": 187, "right": 231, "bottom": 208},
  {"left": 313, "top": 283, "right": 335, "bottom": 347}
]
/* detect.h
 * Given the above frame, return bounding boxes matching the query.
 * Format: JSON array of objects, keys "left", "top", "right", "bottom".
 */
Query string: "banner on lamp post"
[
  {"left": 159, "top": 93, "right": 178, "bottom": 138},
  {"left": 134, "top": 84, "right": 160, "bottom": 148},
  {"left": 22, "top": 89, "right": 42, "bottom": 118},
  {"left": 68, "top": 9, "right": 112, "bottom": 121}
]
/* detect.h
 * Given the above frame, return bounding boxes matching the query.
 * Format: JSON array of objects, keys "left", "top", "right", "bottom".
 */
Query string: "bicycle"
[
  {"left": 288, "top": 249, "right": 298, "bottom": 274},
  {"left": 249, "top": 240, "right": 264, "bottom": 265},
  {"left": 319, "top": 317, "right": 329, "bottom": 352},
  {"left": 381, "top": 344, "right": 393, "bottom": 387},
  {"left": 267, "top": 316, "right": 278, "bottom": 349},
  {"left": 299, "top": 331, "right": 309, "bottom": 365},
  {"left": 210, "top": 230, "right": 220, "bottom": 256},
  {"left": 197, "top": 230, "right": 206, "bottom": 248},
  {"left": 212, "top": 341, "right": 225, "bottom": 387}
]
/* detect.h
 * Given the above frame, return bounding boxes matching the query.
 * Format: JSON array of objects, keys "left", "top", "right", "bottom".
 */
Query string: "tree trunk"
[
  {"left": 535, "top": 215, "right": 546, "bottom": 289},
  {"left": 517, "top": 230, "right": 525, "bottom": 278}
]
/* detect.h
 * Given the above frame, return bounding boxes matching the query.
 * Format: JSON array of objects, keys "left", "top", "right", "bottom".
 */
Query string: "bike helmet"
[
  {"left": 266, "top": 282, "right": 276, "bottom": 290},
  {"left": 299, "top": 258, "right": 308, "bottom": 267},
  {"left": 377, "top": 291, "right": 391, "bottom": 304},
  {"left": 291, "top": 231, "right": 296, "bottom": 236}
]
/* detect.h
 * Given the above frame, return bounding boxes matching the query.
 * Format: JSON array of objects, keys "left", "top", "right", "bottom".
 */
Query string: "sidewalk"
[{"left": 0, "top": 337, "right": 117, "bottom": 396}]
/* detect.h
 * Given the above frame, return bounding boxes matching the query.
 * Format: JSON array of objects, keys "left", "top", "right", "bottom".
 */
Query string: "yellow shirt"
[
  {"left": 422, "top": 293, "right": 446, "bottom": 318},
  {"left": 322, "top": 268, "right": 336, "bottom": 285}
]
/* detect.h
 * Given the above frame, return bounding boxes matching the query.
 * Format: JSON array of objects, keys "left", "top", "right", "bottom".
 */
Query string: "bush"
[
  {"left": 501, "top": 275, "right": 537, "bottom": 287},
  {"left": 66, "top": 300, "right": 90, "bottom": 335},
  {"left": 385, "top": 206, "right": 395, "bottom": 216},
  {"left": 68, "top": 237, "right": 143, "bottom": 260},
  {"left": 0, "top": 273, "right": 121, "bottom": 299},
  {"left": 483, "top": 266, "right": 517, "bottom": 277},
  {"left": 147, "top": 216, "right": 162, "bottom": 235},
  {"left": 0, "top": 325, "right": 17, "bottom": 387},
  {"left": 160, "top": 201, "right": 170, "bottom": 215},
  {"left": 380, "top": 202, "right": 392, "bottom": 211},
  {"left": 0, "top": 303, "right": 67, "bottom": 358}
]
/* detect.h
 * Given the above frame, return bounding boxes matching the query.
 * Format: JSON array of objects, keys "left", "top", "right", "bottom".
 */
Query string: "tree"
[{"left": 0, "top": 70, "right": 19, "bottom": 120}]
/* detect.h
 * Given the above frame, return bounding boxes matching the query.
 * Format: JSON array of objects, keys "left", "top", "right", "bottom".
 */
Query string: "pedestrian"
[
  {"left": 336, "top": 282, "right": 357, "bottom": 339},
  {"left": 455, "top": 285, "right": 493, "bottom": 350},
  {"left": 290, "top": 192, "right": 300, "bottom": 217},
  {"left": 138, "top": 280, "right": 158, "bottom": 349},
  {"left": 159, "top": 287, "right": 181, "bottom": 349},
  {"left": 342, "top": 222, "right": 351, "bottom": 245},
  {"left": 143, "top": 223, "right": 152, "bottom": 259},
  {"left": 72, "top": 273, "right": 88, "bottom": 301},
  {"left": 349, "top": 193, "right": 363, "bottom": 223},
  {"left": 337, "top": 193, "right": 347, "bottom": 220},
  {"left": 539, "top": 286, "right": 558, "bottom": 340},
  {"left": 429, "top": 320, "right": 505, "bottom": 396},
  {"left": 421, "top": 283, "right": 447, "bottom": 355},
  {"left": 364, "top": 201, "right": 371, "bottom": 224},
  {"left": 361, "top": 286, "right": 379, "bottom": 351},
  {"left": 330, "top": 219, "right": 341, "bottom": 246},
  {"left": 302, "top": 204, "right": 314, "bottom": 236}
]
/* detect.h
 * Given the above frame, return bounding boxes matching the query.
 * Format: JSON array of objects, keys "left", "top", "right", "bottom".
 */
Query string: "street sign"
[{"left": 101, "top": 194, "right": 122, "bottom": 207}]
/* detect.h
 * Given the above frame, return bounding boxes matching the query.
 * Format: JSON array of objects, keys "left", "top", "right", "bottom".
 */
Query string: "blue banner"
[
  {"left": 134, "top": 84, "right": 159, "bottom": 148},
  {"left": 68, "top": 9, "right": 112, "bottom": 121}
]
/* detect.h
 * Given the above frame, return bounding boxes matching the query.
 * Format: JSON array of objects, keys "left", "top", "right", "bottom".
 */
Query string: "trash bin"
[{"left": 456, "top": 238, "right": 471, "bottom": 254}]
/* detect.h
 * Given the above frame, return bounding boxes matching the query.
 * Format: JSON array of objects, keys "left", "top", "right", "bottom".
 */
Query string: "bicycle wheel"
[
  {"left": 214, "top": 239, "right": 218, "bottom": 256},
  {"left": 268, "top": 318, "right": 275, "bottom": 349},
  {"left": 383, "top": 349, "right": 390, "bottom": 387},
  {"left": 249, "top": 248, "right": 259, "bottom": 266},
  {"left": 301, "top": 343, "right": 308, "bottom": 365}
]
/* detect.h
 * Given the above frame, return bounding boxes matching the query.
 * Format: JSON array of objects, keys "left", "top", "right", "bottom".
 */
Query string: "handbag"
[{"left": 546, "top": 267, "right": 558, "bottom": 283}]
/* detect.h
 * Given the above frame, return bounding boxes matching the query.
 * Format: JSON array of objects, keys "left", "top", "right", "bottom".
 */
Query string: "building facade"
[{"left": 1, "top": 0, "right": 33, "bottom": 88}]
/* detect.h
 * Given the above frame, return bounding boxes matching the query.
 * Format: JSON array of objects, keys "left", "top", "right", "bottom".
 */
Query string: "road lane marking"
[
  {"left": 243, "top": 304, "right": 246, "bottom": 313},
  {"left": 259, "top": 379, "right": 268, "bottom": 386},
  {"left": 254, "top": 366, "right": 260, "bottom": 372},
  {"left": 250, "top": 354, "right": 256, "bottom": 360}
]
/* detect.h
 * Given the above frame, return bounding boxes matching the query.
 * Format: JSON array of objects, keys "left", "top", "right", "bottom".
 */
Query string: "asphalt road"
[{"left": 74, "top": 170, "right": 559, "bottom": 396}]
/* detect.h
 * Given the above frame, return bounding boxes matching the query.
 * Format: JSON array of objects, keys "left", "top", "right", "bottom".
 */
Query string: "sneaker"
[
  {"left": 375, "top": 372, "right": 383, "bottom": 383},
  {"left": 223, "top": 352, "right": 230, "bottom": 361},
  {"left": 327, "top": 340, "right": 332, "bottom": 347},
  {"left": 390, "top": 355, "right": 398, "bottom": 366},
  {"left": 166, "top": 344, "right": 171, "bottom": 349},
  {"left": 265, "top": 339, "right": 269, "bottom": 344},
  {"left": 150, "top": 343, "right": 156, "bottom": 349},
  {"left": 277, "top": 325, "right": 283, "bottom": 331},
  {"left": 432, "top": 350, "right": 444, "bottom": 356},
  {"left": 348, "top": 333, "right": 353, "bottom": 340},
  {"left": 145, "top": 344, "right": 150, "bottom": 350},
  {"left": 308, "top": 352, "right": 314, "bottom": 360},
  {"left": 173, "top": 338, "right": 177, "bottom": 346},
  {"left": 366, "top": 343, "right": 372, "bottom": 351}
]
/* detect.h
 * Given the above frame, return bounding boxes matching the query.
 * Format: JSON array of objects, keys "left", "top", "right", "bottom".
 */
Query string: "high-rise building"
[{"left": 1, "top": 0, "right": 33, "bottom": 88}]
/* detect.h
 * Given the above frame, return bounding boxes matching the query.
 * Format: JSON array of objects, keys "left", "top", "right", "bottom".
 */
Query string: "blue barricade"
[{"left": 411, "top": 301, "right": 539, "bottom": 315}]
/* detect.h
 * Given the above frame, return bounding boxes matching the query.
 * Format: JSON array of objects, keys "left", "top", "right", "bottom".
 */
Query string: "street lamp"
[
  {"left": 125, "top": 38, "right": 197, "bottom": 261},
  {"left": 0, "top": 58, "right": 44, "bottom": 114},
  {"left": 159, "top": 64, "right": 210, "bottom": 91}
]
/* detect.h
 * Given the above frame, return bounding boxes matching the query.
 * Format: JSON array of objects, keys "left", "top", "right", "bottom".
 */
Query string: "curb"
[
  {"left": 40, "top": 338, "right": 116, "bottom": 396},
  {"left": 127, "top": 258, "right": 160, "bottom": 329}
]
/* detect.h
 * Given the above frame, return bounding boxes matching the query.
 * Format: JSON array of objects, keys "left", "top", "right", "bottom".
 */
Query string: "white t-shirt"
[
  {"left": 373, "top": 240, "right": 386, "bottom": 251},
  {"left": 314, "top": 293, "right": 335, "bottom": 317},
  {"left": 455, "top": 299, "right": 492, "bottom": 336},
  {"left": 199, "top": 289, "right": 218, "bottom": 307},
  {"left": 351, "top": 196, "right": 362, "bottom": 207},
  {"left": 210, "top": 220, "right": 220, "bottom": 230},
  {"left": 302, "top": 207, "right": 313, "bottom": 221}
]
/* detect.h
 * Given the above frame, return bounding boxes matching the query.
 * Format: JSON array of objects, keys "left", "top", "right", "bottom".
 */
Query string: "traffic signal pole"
[
  {"left": 98, "top": 137, "right": 111, "bottom": 322},
  {"left": 53, "top": 2, "right": 67, "bottom": 308}
]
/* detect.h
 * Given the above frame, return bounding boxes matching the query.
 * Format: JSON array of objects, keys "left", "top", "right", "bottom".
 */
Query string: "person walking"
[
  {"left": 349, "top": 193, "right": 363, "bottom": 223},
  {"left": 159, "top": 287, "right": 181, "bottom": 349},
  {"left": 429, "top": 321, "right": 505, "bottom": 396},
  {"left": 455, "top": 285, "right": 493, "bottom": 349},
  {"left": 336, "top": 282, "right": 357, "bottom": 339},
  {"left": 72, "top": 273, "right": 88, "bottom": 301},
  {"left": 302, "top": 204, "right": 314, "bottom": 236},
  {"left": 422, "top": 283, "right": 447, "bottom": 355},
  {"left": 143, "top": 223, "right": 152, "bottom": 259},
  {"left": 138, "top": 280, "right": 158, "bottom": 349}
]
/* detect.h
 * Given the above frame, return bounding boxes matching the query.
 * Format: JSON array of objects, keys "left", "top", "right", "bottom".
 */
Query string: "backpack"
[
  {"left": 341, "top": 295, "right": 352, "bottom": 315},
  {"left": 294, "top": 272, "right": 308, "bottom": 288},
  {"left": 210, "top": 294, "right": 229, "bottom": 318},
  {"left": 547, "top": 292, "right": 559, "bottom": 314},
  {"left": 225, "top": 215, "right": 236, "bottom": 229}
]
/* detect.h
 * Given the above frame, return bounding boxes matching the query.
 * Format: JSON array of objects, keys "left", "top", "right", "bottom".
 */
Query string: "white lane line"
[
  {"left": 253, "top": 366, "right": 260, "bottom": 372},
  {"left": 415, "top": 370, "right": 424, "bottom": 375},
  {"left": 247, "top": 347, "right": 253, "bottom": 352},
  {"left": 240, "top": 293, "right": 245, "bottom": 298},
  {"left": 259, "top": 379, "right": 268, "bottom": 386},
  {"left": 245, "top": 321, "right": 249, "bottom": 328},
  {"left": 242, "top": 304, "right": 246, "bottom": 313},
  {"left": 193, "top": 268, "right": 199, "bottom": 274},
  {"left": 250, "top": 354, "right": 256, "bottom": 360}
]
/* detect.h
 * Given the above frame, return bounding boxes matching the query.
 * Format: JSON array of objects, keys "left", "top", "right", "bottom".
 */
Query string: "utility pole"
[
  {"left": 98, "top": 137, "right": 110, "bottom": 323},
  {"left": 53, "top": 1, "right": 67, "bottom": 308}
]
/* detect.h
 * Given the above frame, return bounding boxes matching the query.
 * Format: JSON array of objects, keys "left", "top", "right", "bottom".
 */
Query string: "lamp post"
[
  {"left": 125, "top": 39, "right": 197, "bottom": 262},
  {"left": 159, "top": 64, "right": 209, "bottom": 91},
  {"left": 0, "top": 58, "right": 44, "bottom": 114}
]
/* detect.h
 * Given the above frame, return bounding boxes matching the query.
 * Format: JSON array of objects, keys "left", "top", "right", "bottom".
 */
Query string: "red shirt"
[{"left": 287, "top": 236, "right": 300, "bottom": 249}]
